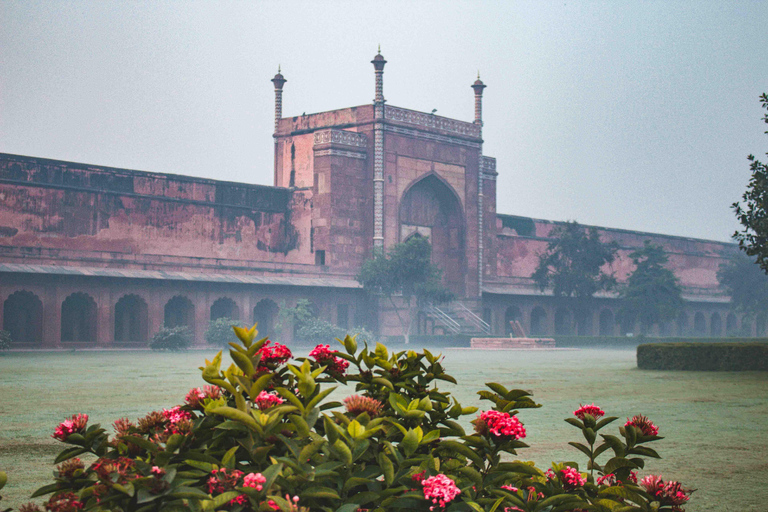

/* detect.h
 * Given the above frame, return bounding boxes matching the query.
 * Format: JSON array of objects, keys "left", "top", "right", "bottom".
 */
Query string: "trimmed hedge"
[
  {"left": 637, "top": 342, "right": 768, "bottom": 371},
  {"left": 383, "top": 334, "right": 473, "bottom": 347},
  {"left": 553, "top": 336, "right": 768, "bottom": 348}
]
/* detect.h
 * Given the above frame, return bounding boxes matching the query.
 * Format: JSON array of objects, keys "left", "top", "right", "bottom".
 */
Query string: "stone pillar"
[
  {"left": 44, "top": 287, "right": 62, "bottom": 348},
  {"left": 97, "top": 287, "right": 112, "bottom": 346},
  {"left": 472, "top": 75, "right": 487, "bottom": 294},
  {"left": 372, "top": 49, "right": 387, "bottom": 251},
  {"left": 194, "top": 291, "right": 210, "bottom": 348}
]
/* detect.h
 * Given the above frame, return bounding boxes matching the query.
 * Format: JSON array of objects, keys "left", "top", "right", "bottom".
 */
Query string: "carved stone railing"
[
  {"left": 313, "top": 129, "right": 367, "bottom": 148},
  {"left": 384, "top": 105, "right": 481, "bottom": 138}
]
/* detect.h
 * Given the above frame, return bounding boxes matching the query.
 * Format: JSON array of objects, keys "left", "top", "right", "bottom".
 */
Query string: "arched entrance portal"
[
  {"left": 399, "top": 174, "right": 465, "bottom": 296},
  {"left": 253, "top": 299, "right": 279, "bottom": 337}
]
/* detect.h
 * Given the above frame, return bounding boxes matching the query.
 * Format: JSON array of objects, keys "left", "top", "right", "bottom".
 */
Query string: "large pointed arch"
[{"left": 399, "top": 173, "right": 466, "bottom": 295}]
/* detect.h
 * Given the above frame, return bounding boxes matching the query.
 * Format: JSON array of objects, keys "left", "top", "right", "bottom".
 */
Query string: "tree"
[
  {"left": 357, "top": 236, "right": 453, "bottom": 344},
  {"left": 733, "top": 93, "right": 768, "bottom": 273},
  {"left": 619, "top": 241, "right": 683, "bottom": 334},
  {"left": 717, "top": 249, "right": 768, "bottom": 318},
  {"left": 205, "top": 317, "right": 243, "bottom": 346},
  {"left": 532, "top": 221, "right": 618, "bottom": 333}
]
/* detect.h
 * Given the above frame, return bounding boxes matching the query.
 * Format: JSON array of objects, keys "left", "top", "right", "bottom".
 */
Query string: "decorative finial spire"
[
  {"left": 378, "top": 43, "right": 381, "bottom": 53},
  {"left": 278, "top": 64, "right": 281, "bottom": 73},
  {"left": 471, "top": 73, "right": 486, "bottom": 126},
  {"left": 477, "top": 70, "right": 480, "bottom": 80}
]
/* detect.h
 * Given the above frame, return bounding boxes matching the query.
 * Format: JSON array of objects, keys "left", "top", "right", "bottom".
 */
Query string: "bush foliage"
[
  {"left": 0, "top": 330, "right": 11, "bottom": 351},
  {"left": 149, "top": 326, "right": 193, "bottom": 351},
  {"left": 637, "top": 342, "right": 768, "bottom": 371},
  {"left": 207, "top": 319, "right": 244, "bottom": 346},
  {"left": 18, "top": 327, "right": 694, "bottom": 511}
]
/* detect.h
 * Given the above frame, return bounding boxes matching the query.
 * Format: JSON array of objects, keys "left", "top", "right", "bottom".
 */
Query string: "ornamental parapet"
[
  {"left": 384, "top": 105, "right": 482, "bottom": 139},
  {"left": 481, "top": 156, "right": 497, "bottom": 179},
  {"left": 313, "top": 130, "right": 368, "bottom": 159}
]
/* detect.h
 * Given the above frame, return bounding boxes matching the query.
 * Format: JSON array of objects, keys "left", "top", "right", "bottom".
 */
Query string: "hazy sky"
[{"left": 1, "top": 1, "right": 767, "bottom": 242}]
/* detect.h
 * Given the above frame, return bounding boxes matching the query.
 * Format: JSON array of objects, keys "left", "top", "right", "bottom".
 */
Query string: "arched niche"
[
  {"left": 61, "top": 292, "right": 97, "bottom": 343},
  {"left": 115, "top": 294, "right": 148, "bottom": 342},
  {"left": 3, "top": 290, "right": 43, "bottom": 344}
]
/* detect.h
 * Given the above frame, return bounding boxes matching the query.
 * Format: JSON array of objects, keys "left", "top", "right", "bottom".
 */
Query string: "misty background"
[{"left": 1, "top": 1, "right": 767, "bottom": 242}]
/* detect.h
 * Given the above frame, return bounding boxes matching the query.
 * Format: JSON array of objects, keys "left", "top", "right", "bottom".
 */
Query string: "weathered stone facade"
[{"left": 0, "top": 53, "right": 746, "bottom": 347}]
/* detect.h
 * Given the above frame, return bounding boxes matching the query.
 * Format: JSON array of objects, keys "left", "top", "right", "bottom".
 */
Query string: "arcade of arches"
[
  {"left": 0, "top": 284, "right": 363, "bottom": 347},
  {"left": 482, "top": 301, "right": 754, "bottom": 338}
]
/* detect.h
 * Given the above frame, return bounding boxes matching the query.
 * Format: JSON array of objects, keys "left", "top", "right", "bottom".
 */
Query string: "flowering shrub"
[
  {"left": 148, "top": 326, "right": 192, "bottom": 351},
  {"left": 20, "top": 325, "right": 694, "bottom": 511}
]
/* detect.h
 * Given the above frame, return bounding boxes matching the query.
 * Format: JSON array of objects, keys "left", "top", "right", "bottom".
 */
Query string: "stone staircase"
[{"left": 423, "top": 301, "right": 492, "bottom": 335}]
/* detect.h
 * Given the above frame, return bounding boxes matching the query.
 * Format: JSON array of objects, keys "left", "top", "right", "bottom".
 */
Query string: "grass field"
[{"left": 1, "top": 346, "right": 766, "bottom": 511}]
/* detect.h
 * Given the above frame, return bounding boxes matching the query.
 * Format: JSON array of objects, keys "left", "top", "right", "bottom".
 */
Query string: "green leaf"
[
  {"left": 54, "top": 446, "right": 88, "bottom": 464},
  {"left": 301, "top": 486, "right": 341, "bottom": 499},
  {"left": 439, "top": 440, "right": 482, "bottom": 466},
  {"left": 486, "top": 382, "right": 509, "bottom": 396},
  {"left": 568, "top": 441, "right": 593, "bottom": 458},
  {"left": 209, "top": 406, "right": 260, "bottom": 431},
  {"left": 343, "top": 477, "right": 374, "bottom": 492},
  {"left": 599, "top": 485, "right": 647, "bottom": 505},
  {"left": 421, "top": 429, "right": 441, "bottom": 444},
  {"left": 210, "top": 491, "right": 242, "bottom": 508},
  {"left": 30, "top": 483, "right": 60, "bottom": 498},
  {"left": 378, "top": 452, "right": 395, "bottom": 485},
  {"left": 535, "top": 493, "right": 584, "bottom": 510},
  {"left": 249, "top": 373, "right": 274, "bottom": 399},
  {"left": 307, "top": 386, "right": 337, "bottom": 411},
  {"left": 348, "top": 419, "right": 366, "bottom": 439},
  {"left": 459, "top": 466, "right": 483, "bottom": 489},
  {"left": 221, "top": 446, "right": 239, "bottom": 469},
  {"left": 169, "top": 487, "right": 210, "bottom": 500},
  {"left": 299, "top": 438, "right": 326, "bottom": 463},
  {"left": 165, "top": 433, "right": 184, "bottom": 453},
  {"left": 603, "top": 457, "right": 638, "bottom": 475},
  {"left": 333, "top": 439, "right": 353, "bottom": 465},
  {"left": 628, "top": 445, "right": 661, "bottom": 458},
  {"left": 230, "top": 350, "right": 255, "bottom": 377},
  {"left": 337, "top": 504, "right": 361, "bottom": 512},
  {"left": 373, "top": 377, "right": 394, "bottom": 390},
  {"left": 596, "top": 416, "right": 619, "bottom": 430},
  {"left": 0, "top": 471, "right": 6, "bottom": 490},
  {"left": 400, "top": 428, "right": 419, "bottom": 457}
]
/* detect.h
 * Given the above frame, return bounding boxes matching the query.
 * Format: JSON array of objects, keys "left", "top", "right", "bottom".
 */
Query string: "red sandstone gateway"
[{"left": 0, "top": 53, "right": 739, "bottom": 348}]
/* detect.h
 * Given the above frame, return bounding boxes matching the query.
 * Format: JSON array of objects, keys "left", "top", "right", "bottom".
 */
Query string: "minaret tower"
[
  {"left": 271, "top": 66, "right": 287, "bottom": 132},
  {"left": 371, "top": 47, "right": 387, "bottom": 251},
  {"left": 472, "top": 72, "right": 486, "bottom": 126},
  {"left": 472, "top": 73, "right": 487, "bottom": 292}
]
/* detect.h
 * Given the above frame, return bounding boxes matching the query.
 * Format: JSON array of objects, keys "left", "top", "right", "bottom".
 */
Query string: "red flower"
[
  {"left": 257, "top": 341, "right": 292, "bottom": 367},
  {"left": 45, "top": 492, "right": 83, "bottom": 512},
  {"left": 625, "top": 415, "right": 659, "bottom": 436},
  {"left": 309, "top": 344, "right": 350, "bottom": 376},
  {"left": 185, "top": 385, "right": 221, "bottom": 409},
  {"left": 52, "top": 414, "right": 88, "bottom": 441},
  {"left": 560, "top": 466, "right": 586, "bottom": 490},
  {"left": 574, "top": 403, "right": 605, "bottom": 420},
  {"left": 243, "top": 472, "right": 267, "bottom": 490},
  {"left": 640, "top": 475, "right": 691, "bottom": 511},
  {"left": 475, "top": 410, "right": 526, "bottom": 440},
  {"left": 255, "top": 390, "right": 284, "bottom": 410}
]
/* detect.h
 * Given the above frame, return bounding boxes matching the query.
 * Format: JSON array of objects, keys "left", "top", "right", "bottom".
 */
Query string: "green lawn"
[{"left": 1, "top": 347, "right": 766, "bottom": 511}]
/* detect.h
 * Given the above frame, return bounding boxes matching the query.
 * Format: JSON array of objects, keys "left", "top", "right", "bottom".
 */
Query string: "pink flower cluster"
[
  {"left": 422, "top": 474, "right": 461, "bottom": 511},
  {"left": 476, "top": 410, "right": 526, "bottom": 440},
  {"left": 184, "top": 385, "right": 222, "bottom": 409},
  {"left": 309, "top": 344, "right": 350, "bottom": 376},
  {"left": 640, "top": 475, "right": 691, "bottom": 510},
  {"left": 625, "top": 415, "right": 659, "bottom": 436},
  {"left": 243, "top": 472, "right": 267, "bottom": 490},
  {"left": 344, "top": 395, "right": 384, "bottom": 417},
  {"left": 162, "top": 406, "right": 192, "bottom": 434},
  {"left": 501, "top": 484, "right": 518, "bottom": 492},
  {"left": 560, "top": 466, "right": 586, "bottom": 490},
  {"left": 573, "top": 403, "right": 605, "bottom": 420},
  {"left": 52, "top": 414, "right": 88, "bottom": 441},
  {"left": 255, "top": 390, "right": 284, "bottom": 410},
  {"left": 257, "top": 341, "right": 292, "bottom": 366}
]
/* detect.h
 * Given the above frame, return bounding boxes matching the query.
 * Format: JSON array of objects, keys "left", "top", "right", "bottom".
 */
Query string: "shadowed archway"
[
  {"left": 3, "top": 290, "right": 43, "bottom": 344},
  {"left": 61, "top": 292, "right": 97, "bottom": 342},
  {"left": 115, "top": 294, "right": 148, "bottom": 342},
  {"left": 399, "top": 174, "right": 465, "bottom": 296}
]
